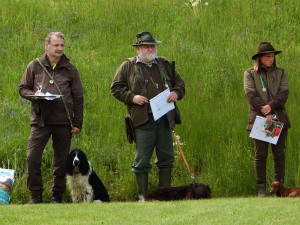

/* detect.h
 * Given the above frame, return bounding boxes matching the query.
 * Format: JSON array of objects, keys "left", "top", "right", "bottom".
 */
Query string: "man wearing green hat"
[{"left": 111, "top": 31, "right": 185, "bottom": 201}]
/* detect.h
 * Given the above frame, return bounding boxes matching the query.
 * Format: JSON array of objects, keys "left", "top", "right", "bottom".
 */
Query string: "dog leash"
[{"left": 172, "top": 130, "right": 195, "bottom": 183}]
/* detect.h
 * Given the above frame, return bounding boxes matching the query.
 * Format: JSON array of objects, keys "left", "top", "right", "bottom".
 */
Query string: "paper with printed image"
[{"left": 250, "top": 116, "right": 284, "bottom": 145}]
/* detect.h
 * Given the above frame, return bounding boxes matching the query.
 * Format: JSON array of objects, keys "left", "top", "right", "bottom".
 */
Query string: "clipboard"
[{"left": 25, "top": 92, "right": 62, "bottom": 100}]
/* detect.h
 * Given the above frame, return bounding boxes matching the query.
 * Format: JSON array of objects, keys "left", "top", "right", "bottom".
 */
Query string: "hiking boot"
[
  {"left": 51, "top": 192, "right": 63, "bottom": 203},
  {"left": 28, "top": 191, "right": 42, "bottom": 204},
  {"left": 257, "top": 183, "right": 266, "bottom": 197}
]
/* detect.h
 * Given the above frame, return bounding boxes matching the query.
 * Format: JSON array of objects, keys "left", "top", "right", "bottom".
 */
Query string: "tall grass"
[{"left": 1, "top": 0, "right": 300, "bottom": 203}]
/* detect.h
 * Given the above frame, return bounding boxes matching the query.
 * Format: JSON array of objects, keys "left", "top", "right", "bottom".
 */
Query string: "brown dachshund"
[{"left": 270, "top": 181, "right": 300, "bottom": 197}]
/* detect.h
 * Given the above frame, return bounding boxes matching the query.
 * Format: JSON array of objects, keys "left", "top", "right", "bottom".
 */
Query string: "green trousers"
[{"left": 132, "top": 115, "right": 174, "bottom": 173}]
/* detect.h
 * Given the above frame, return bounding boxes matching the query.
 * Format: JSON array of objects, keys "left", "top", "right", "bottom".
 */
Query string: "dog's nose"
[{"left": 73, "top": 159, "right": 80, "bottom": 166}]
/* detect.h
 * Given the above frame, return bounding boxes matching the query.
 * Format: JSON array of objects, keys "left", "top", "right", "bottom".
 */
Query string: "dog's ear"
[
  {"left": 278, "top": 183, "right": 286, "bottom": 196},
  {"left": 80, "top": 160, "right": 90, "bottom": 175},
  {"left": 191, "top": 183, "right": 211, "bottom": 199},
  {"left": 79, "top": 151, "right": 91, "bottom": 175},
  {"left": 200, "top": 184, "right": 212, "bottom": 198},
  {"left": 205, "top": 185, "right": 212, "bottom": 198}
]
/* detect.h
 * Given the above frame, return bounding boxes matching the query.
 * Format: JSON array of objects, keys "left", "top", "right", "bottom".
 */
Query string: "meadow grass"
[{"left": 1, "top": 0, "right": 300, "bottom": 204}]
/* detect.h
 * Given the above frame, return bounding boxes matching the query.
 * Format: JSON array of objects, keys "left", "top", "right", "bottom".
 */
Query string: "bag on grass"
[{"left": 0, "top": 169, "right": 14, "bottom": 205}]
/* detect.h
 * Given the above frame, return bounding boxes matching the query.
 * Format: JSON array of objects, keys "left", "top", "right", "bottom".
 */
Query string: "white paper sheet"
[
  {"left": 250, "top": 116, "right": 284, "bottom": 145},
  {"left": 149, "top": 88, "right": 175, "bottom": 121}
]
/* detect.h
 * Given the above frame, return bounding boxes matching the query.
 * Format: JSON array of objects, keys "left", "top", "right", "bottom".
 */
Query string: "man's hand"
[
  {"left": 133, "top": 95, "right": 148, "bottom": 105},
  {"left": 261, "top": 104, "right": 271, "bottom": 115},
  {"left": 167, "top": 91, "right": 178, "bottom": 103},
  {"left": 71, "top": 127, "right": 80, "bottom": 134}
]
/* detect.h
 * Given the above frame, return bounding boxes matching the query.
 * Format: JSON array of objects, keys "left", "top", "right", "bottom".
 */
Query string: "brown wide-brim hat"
[
  {"left": 131, "top": 31, "right": 161, "bottom": 46},
  {"left": 252, "top": 42, "right": 281, "bottom": 60}
]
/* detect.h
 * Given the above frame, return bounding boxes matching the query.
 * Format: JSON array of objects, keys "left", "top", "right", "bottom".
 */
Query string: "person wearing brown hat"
[
  {"left": 111, "top": 31, "right": 185, "bottom": 201},
  {"left": 244, "top": 42, "right": 290, "bottom": 197}
]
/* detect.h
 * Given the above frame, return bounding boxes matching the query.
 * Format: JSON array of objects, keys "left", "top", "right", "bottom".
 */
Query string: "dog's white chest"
[{"left": 67, "top": 174, "right": 93, "bottom": 203}]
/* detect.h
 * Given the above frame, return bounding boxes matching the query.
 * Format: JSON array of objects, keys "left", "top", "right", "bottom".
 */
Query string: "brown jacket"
[
  {"left": 244, "top": 66, "right": 290, "bottom": 130},
  {"left": 111, "top": 57, "right": 185, "bottom": 129},
  {"left": 19, "top": 53, "right": 84, "bottom": 129}
]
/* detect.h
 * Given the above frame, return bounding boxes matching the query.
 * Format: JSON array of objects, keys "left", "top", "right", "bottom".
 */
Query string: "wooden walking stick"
[{"left": 172, "top": 130, "right": 195, "bottom": 183}]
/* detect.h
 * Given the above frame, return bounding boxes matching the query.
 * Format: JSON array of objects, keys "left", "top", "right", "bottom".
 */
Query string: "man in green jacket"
[{"left": 111, "top": 31, "right": 185, "bottom": 201}]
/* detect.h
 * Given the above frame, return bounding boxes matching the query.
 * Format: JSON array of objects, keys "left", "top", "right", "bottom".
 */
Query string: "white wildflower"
[{"left": 192, "top": 0, "right": 200, "bottom": 7}]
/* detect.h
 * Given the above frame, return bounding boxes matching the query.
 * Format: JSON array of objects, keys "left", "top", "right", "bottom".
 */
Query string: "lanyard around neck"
[{"left": 259, "top": 74, "right": 267, "bottom": 92}]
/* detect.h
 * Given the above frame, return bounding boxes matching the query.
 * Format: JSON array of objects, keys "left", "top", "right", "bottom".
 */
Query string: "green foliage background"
[{"left": 1, "top": 0, "right": 300, "bottom": 203}]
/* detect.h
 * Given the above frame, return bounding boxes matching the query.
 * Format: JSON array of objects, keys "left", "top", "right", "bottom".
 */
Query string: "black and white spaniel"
[{"left": 66, "top": 148, "right": 110, "bottom": 203}]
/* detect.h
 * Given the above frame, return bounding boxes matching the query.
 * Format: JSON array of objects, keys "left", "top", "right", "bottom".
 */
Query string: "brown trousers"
[
  {"left": 27, "top": 124, "right": 71, "bottom": 193},
  {"left": 253, "top": 129, "right": 288, "bottom": 184}
]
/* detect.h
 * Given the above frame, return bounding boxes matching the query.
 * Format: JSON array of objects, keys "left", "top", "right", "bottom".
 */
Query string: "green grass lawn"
[{"left": 2, "top": 197, "right": 299, "bottom": 225}]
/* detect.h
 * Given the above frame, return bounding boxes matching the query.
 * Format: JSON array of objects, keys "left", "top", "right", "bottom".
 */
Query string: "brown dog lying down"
[
  {"left": 270, "top": 181, "right": 300, "bottom": 197},
  {"left": 148, "top": 183, "right": 211, "bottom": 201}
]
